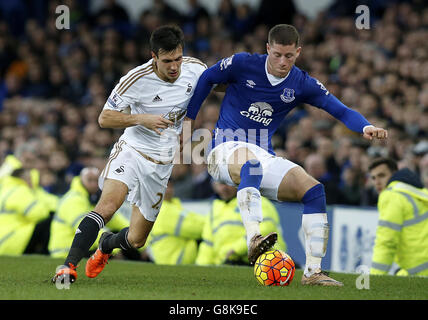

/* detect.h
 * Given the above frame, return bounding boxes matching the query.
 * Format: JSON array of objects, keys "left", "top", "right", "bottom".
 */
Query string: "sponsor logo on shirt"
[{"left": 240, "top": 102, "right": 273, "bottom": 126}]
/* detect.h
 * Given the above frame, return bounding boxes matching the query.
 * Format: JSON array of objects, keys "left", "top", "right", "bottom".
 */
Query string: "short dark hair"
[
  {"left": 150, "top": 25, "right": 184, "bottom": 57},
  {"left": 368, "top": 157, "right": 398, "bottom": 172},
  {"left": 268, "top": 24, "right": 299, "bottom": 47}
]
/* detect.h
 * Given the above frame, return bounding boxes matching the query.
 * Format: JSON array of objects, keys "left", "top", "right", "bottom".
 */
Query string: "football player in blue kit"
[{"left": 185, "top": 24, "right": 387, "bottom": 286}]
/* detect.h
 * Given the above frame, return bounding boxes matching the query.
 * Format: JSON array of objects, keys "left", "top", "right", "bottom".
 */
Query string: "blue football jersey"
[{"left": 187, "top": 52, "right": 371, "bottom": 155}]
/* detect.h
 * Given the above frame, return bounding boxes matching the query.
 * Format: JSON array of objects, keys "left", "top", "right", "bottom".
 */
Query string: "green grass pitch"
[{"left": 0, "top": 255, "right": 427, "bottom": 300}]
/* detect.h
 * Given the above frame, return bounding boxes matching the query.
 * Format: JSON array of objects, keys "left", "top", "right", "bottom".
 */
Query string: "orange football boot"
[
  {"left": 85, "top": 232, "right": 112, "bottom": 278},
  {"left": 52, "top": 263, "right": 78, "bottom": 284}
]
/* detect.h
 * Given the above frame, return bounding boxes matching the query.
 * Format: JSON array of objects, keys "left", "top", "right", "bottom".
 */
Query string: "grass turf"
[{"left": 0, "top": 255, "right": 427, "bottom": 300}]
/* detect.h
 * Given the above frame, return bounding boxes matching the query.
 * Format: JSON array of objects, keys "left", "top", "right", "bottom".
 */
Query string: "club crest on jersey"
[
  {"left": 280, "top": 88, "right": 295, "bottom": 103},
  {"left": 240, "top": 102, "right": 273, "bottom": 126},
  {"left": 114, "top": 165, "right": 125, "bottom": 175}
]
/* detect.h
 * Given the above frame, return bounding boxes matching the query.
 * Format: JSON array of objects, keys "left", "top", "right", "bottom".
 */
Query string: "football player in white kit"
[{"left": 53, "top": 25, "right": 207, "bottom": 284}]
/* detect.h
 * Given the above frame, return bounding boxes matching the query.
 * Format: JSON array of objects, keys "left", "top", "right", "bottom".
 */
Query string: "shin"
[
  {"left": 301, "top": 184, "right": 329, "bottom": 276},
  {"left": 236, "top": 159, "right": 263, "bottom": 247}
]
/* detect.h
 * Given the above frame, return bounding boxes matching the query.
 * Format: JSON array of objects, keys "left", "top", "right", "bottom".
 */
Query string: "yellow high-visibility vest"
[
  {"left": 147, "top": 198, "right": 205, "bottom": 265},
  {"left": 371, "top": 181, "right": 428, "bottom": 276},
  {"left": 196, "top": 197, "right": 286, "bottom": 266},
  {"left": 0, "top": 176, "right": 50, "bottom": 255}
]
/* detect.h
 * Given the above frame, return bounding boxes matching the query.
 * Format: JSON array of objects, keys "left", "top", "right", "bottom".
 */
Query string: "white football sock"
[
  {"left": 237, "top": 187, "right": 263, "bottom": 248},
  {"left": 302, "top": 213, "right": 329, "bottom": 277}
]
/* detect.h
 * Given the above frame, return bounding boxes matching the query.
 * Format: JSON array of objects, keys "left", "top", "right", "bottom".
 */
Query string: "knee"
[{"left": 277, "top": 166, "right": 319, "bottom": 201}]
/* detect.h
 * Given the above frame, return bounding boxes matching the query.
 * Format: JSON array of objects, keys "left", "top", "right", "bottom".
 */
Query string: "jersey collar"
[{"left": 264, "top": 55, "right": 292, "bottom": 86}]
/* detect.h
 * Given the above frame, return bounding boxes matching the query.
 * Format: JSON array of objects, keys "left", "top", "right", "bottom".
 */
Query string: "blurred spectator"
[
  {"left": 231, "top": 4, "right": 254, "bottom": 40},
  {"left": 0, "top": 168, "right": 51, "bottom": 256},
  {"left": 196, "top": 182, "right": 286, "bottom": 265},
  {"left": 170, "top": 164, "right": 193, "bottom": 199},
  {"left": 184, "top": 0, "right": 209, "bottom": 29},
  {"left": 193, "top": 16, "right": 211, "bottom": 56},
  {"left": 217, "top": 0, "right": 236, "bottom": 32},
  {"left": 49, "top": 167, "right": 129, "bottom": 258},
  {"left": 152, "top": 0, "right": 183, "bottom": 26},
  {"left": 314, "top": 136, "right": 341, "bottom": 182},
  {"left": 190, "top": 163, "right": 214, "bottom": 199},
  {"left": 0, "top": 0, "right": 28, "bottom": 37},
  {"left": 94, "top": 0, "right": 130, "bottom": 26},
  {"left": 255, "top": 0, "right": 296, "bottom": 29},
  {"left": 146, "top": 181, "right": 205, "bottom": 265},
  {"left": 304, "top": 153, "right": 341, "bottom": 204},
  {"left": 0, "top": 144, "right": 59, "bottom": 213}
]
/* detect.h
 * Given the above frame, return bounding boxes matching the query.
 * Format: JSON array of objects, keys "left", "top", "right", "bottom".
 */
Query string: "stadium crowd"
[{"left": 0, "top": 0, "right": 427, "bottom": 211}]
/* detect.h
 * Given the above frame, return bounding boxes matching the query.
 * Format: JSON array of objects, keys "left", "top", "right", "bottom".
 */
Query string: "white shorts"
[
  {"left": 99, "top": 140, "right": 173, "bottom": 222},
  {"left": 207, "top": 141, "right": 299, "bottom": 201}
]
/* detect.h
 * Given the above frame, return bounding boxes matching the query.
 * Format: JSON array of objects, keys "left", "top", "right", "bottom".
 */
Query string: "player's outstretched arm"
[
  {"left": 302, "top": 75, "right": 388, "bottom": 141},
  {"left": 322, "top": 97, "right": 388, "bottom": 141},
  {"left": 98, "top": 109, "right": 173, "bottom": 135}
]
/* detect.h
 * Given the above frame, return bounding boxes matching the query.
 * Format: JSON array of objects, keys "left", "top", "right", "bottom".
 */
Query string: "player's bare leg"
[
  {"left": 277, "top": 167, "right": 343, "bottom": 286},
  {"left": 52, "top": 179, "right": 127, "bottom": 284},
  {"left": 228, "top": 147, "right": 277, "bottom": 264},
  {"left": 127, "top": 205, "right": 154, "bottom": 249},
  {"left": 93, "top": 179, "right": 129, "bottom": 223},
  {"left": 87, "top": 205, "right": 154, "bottom": 278}
]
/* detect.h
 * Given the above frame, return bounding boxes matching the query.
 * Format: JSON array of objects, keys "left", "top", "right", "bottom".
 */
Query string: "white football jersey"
[{"left": 103, "top": 57, "right": 207, "bottom": 162}]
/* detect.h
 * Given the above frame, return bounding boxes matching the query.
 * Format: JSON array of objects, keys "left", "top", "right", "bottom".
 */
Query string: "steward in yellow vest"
[
  {"left": 0, "top": 154, "right": 58, "bottom": 213},
  {"left": 196, "top": 182, "right": 286, "bottom": 266},
  {"left": 49, "top": 168, "right": 129, "bottom": 258},
  {"left": 369, "top": 158, "right": 428, "bottom": 276},
  {"left": 146, "top": 182, "right": 205, "bottom": 265},
  {"left": 0, "top": 169, "right": 51, "bottom": 255}
]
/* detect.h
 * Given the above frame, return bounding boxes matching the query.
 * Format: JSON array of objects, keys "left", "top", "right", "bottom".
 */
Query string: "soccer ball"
[{"left": 254, "top": 250, "right": 295, "bottom": 286}]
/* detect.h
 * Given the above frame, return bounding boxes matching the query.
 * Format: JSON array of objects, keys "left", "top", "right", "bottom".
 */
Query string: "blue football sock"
[
  {"left": 237, "top": 159, "right": 263, "bottom": 191},
  {"left": 301, "top": 183, "right": 326, "bottom": 214}
]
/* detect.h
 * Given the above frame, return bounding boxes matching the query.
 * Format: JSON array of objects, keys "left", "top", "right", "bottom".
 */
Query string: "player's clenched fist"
[
  {"left": 137, "top": 114, "right": 174, "bottom": 135},
  {"left": 363, "top": 125, "right": 388, "bottom": 140}
]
